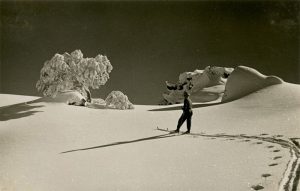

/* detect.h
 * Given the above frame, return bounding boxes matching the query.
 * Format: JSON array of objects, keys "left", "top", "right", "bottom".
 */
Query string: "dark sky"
[{"left": 1, "top": 1, "right": 299, "bottom": 104}]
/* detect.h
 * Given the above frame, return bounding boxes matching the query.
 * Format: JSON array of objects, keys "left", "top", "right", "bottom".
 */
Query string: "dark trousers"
[{"left": 176, "top": 111, "right": 193, "bottom": 132}]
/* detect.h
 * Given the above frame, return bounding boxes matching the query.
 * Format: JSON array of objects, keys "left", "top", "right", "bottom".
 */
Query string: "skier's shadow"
[{"left": 61, "top": 133, "right": 180, "bottom": 154}]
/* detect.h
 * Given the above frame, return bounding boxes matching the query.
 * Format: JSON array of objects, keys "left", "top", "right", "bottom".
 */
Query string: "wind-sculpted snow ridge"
[
  {"left": 162, "top": 66, "right": 234, "bottom": 104},
  {"left": 222, "top": 66, "right": 283, "bottom": 102}
]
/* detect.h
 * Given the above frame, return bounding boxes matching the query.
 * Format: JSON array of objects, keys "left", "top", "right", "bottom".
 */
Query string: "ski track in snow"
[
  {"left": 185, "top": 131, "right": 300, "bottom": 191},
  {"left": 62, "top": 127, "right": 300, "bottom": 191}
]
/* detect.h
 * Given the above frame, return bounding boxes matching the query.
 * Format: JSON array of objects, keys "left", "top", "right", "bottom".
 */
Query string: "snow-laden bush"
[
  {"left": 105, "top": 91, "right": 134, "bottom": 110},
  {"left": 36, "top": 50, "right": 113, "bottom": 102}
]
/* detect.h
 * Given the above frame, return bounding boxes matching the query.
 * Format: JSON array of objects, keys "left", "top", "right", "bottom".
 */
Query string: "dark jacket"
[{"left": 182, "top": 97, "right": 193, "bottom": 113}]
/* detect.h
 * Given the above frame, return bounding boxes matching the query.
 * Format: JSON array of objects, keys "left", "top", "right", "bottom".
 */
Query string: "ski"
[
  {"left": 156, "top": 127, "right": 203, "bottom": 136},
  {"left": 156, "top": 127, "right": 188, "bottom": 134}
]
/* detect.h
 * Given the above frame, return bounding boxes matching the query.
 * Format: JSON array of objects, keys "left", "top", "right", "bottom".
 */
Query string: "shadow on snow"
[
  {"left": 0, "top": 102, "right": 44, "bottom": 121},
  {"left": 61, "top": 133, "right": 181, "bottom": 154}
]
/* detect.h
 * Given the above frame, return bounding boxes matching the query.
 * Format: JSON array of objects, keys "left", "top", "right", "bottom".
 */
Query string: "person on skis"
[{"left": 175, "top": 91, "right": 193, "bottom": 134}]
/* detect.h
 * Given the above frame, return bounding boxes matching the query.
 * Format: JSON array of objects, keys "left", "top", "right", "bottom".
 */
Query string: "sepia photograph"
[{"left": 0, "top": 0, "right": 299, "bottom": 190}]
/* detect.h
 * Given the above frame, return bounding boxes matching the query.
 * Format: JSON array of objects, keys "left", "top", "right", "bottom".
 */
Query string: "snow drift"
[
  {"left": 222, "top": 66, "right": 283, "bottom": 102},
  {"left": 30, "top": 91, "right": 85, "bottom": 104}
]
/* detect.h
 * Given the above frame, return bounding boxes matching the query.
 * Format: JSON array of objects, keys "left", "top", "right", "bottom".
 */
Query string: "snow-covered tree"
[
  {"left": 163, "top": 66, "right": 234, "bottom": 104},
  {"left": 36, "top": 50, "right": 113, "bottom": 102},
  {"left": 105, "top": 91, "right": 134, "bottom": 110}
]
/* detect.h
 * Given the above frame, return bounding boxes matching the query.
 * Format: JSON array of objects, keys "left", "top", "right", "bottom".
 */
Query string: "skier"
[{"left": 175, "top": 91, "right": 193, "bottom": 134}]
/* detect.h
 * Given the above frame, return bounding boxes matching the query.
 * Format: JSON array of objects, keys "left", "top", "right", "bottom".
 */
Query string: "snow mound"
[
  {"left": 35, "top": 90, "right": 85, "bottom": 104},
  {"left": 163, "top": 66, "right": 234, "bottom": 104},
  {"left": 222, "top": 66, "right": 283, "bottom": 102}
]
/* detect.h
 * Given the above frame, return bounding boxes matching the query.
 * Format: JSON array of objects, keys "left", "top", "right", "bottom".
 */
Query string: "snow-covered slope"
[{"left": 0, "top": 69, "right": 299, "bottom": 191}]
